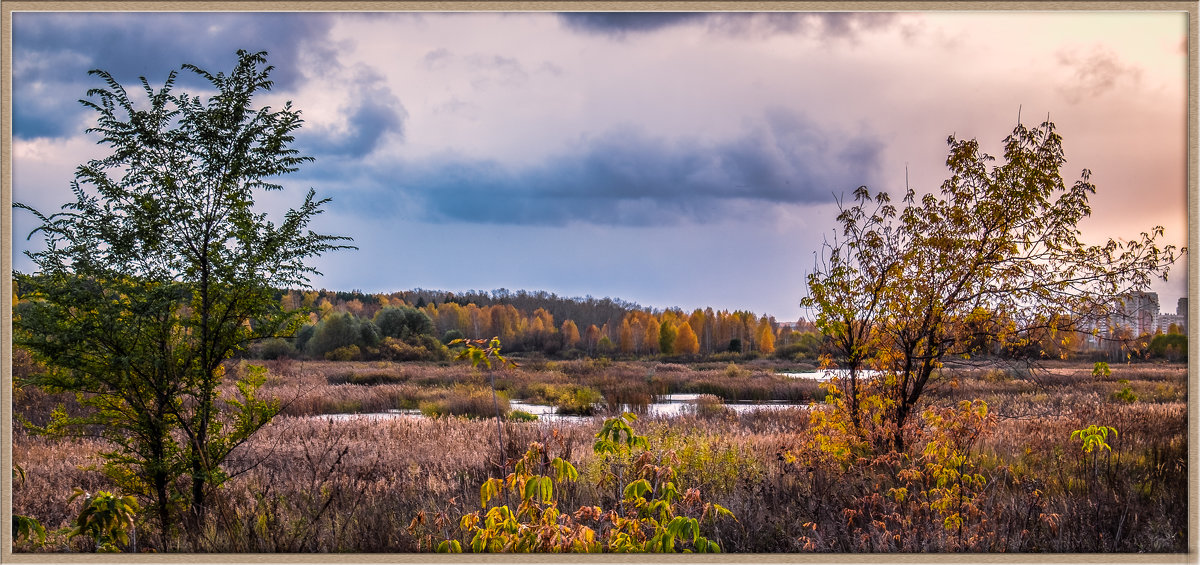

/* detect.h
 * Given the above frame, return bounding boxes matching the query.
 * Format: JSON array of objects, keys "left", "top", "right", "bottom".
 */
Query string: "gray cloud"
[
  {"left": 706, "top": 12, "right": 899, "bottom": 40},
  {"left": 328, "top": 110, "right": 882, "bottom": 226},
  {"left": 558, "top": 12, "right": 899, "bottom": 40},
  {"left": 467, "top": 54, "right": 530, "bottom": 89},
  {"left": 558, "top": 12, "right": 706, "bottom": 37},
  {"left": 300, "top": 68, "right": 407, "bottom": 159},
  {"left": 423, "top": 48, "right": 454, "bottom": 70},
  {"left": 12, "top": 12, "right": 336, "bottom": 139},
  {"left": 1057, "top": 46, "right": 1143, "bottom": 103}
]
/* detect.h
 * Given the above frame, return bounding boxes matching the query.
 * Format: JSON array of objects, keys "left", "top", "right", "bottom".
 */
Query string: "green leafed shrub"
[
  {"left": 325, "top": 345, "right": 361, "bottom": 361},
  {"left": 509, "top": 410, "right": 539, "bottom": 422}
]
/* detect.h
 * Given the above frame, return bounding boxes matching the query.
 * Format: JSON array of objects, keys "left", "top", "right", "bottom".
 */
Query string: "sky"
[{"left": 9, "top": 10, "right": 1191, "bottom": 321}]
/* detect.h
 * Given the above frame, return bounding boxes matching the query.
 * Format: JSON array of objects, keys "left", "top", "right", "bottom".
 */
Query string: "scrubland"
[{"left": 12, "top": 359, "right": 1187, "bottom": 553}]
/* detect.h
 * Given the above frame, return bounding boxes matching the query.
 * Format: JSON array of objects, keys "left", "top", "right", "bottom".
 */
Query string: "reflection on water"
[
  {"left": 779, "top": 369, "right": 883, "bottom": 381},
  {"left": 316, "top": 394, "right": 810, "bottom": 424}
]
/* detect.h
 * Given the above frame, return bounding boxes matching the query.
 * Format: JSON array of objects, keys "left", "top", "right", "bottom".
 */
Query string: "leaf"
[
  {"left": 480, "top": 478, "right": 502, "bottom": 508},
  {"left": 551, "top": 457, "right": 579, "bottom": 483},
  {"left": 622, "top": 479, "right": 652, "bottom": 501}
]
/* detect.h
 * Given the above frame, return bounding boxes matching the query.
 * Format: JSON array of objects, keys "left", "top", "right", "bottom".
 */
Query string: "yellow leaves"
[{"left": 480, "top": 478, "right": 504, "bottom": 508}]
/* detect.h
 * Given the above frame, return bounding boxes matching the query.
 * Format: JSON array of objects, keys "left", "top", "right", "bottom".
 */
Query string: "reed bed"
[{"left": 11, "top": 359, "right": 1188, "bottom": 553}]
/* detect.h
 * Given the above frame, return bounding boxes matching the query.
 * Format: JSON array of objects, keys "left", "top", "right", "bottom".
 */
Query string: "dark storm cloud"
[
  {"left": 332, "top": 110, "right": 882, "bottom": 226},
  {"left": 558, "top": 12, "right": 706, "bottom": 37},
  {"left": 299, "top": 69, "right": 407, "bottom": 159},
  {"left": 558, "top": 11, "right": 898, "bottom": 40},
  {"left": 12, "top": 12, "right": 335, "bottom": 139}
]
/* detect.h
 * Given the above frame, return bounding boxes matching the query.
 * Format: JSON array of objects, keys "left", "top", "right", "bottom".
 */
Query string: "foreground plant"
[
  {"left": 435, "top": 412, "right": 735, "bottom": 553},
  {"left": 12, "top": 464, "right": 47, "bottom": 549},
  {"left": 14, "top": 49, "right": 351, "bottom": 544},
  {"left": 68, "top": 489, "right": 141, "bottom": 552}
]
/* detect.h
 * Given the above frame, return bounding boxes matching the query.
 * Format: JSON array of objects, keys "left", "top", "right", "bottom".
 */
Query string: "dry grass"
[{"left": 11, "top": 359, "right": 1188, "bottom": 553}]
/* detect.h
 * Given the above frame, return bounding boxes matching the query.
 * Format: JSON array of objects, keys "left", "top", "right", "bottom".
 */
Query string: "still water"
[{"left": 317, "top": 393, "right": 810, "bottom": 423}]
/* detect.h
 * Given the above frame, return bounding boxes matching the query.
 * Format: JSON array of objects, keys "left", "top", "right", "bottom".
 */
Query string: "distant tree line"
[{"left": 237, "top": 288, "right": 822, "bottom": 362}]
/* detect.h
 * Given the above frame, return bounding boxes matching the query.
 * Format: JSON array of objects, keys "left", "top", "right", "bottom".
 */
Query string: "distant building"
[
  {"left": 1116, "top": 291, "right": 1159, "bottom": 337},
  {"left": 1080, "top": 291, "right": 1160, "bottom": 348},
  {"left": 1157, "top": 313, "right": 1186, "bottom": 334}
]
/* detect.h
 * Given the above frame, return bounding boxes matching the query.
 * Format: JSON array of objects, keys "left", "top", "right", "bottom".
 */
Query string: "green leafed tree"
[
  {"left": 374, "top": 305, "right": 435, "bottom": 339},
  {"left": 803, "top": 119, "right": 1182, "bottom": 452},
  {"left": 14, "top": 50, "right": 352, "bottom": 546},
  {"left": 658, "top": 320, "right": 678, "bottom": 356}
]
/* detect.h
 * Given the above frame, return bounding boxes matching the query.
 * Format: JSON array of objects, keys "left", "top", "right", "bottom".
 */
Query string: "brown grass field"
[{"left": 11, "top": 358, "right": 1188, "bottom": 553}]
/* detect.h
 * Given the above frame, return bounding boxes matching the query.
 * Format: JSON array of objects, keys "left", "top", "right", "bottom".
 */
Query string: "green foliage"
[
  {"left": 554, "top": 386, "right": 603, "bottom": 416},
  {"left": 255, "top": 337, "right": 295, "bottom": 360},
  {"left": 1091, "top": 361, "right": 1112, "bottom": 379},
  {"left": 593, "top": 412, "right": 650, "bottom": 456},
  {"left": 658, "top": 321, "right": 677, "bottom": 356},
  {"left": 919, "top": 401, "right": 993, "bottom": 535},
  {"left": 455, "top": 442, "right": 595, "bottom": 552},
  {"left": 12, "top": 464, "right": 47, "bottom": 548},
  {"left": 589, "top": 413, "right": 734, "bottom": 553},
  {"left": 12, "top": 50, "right": 350, "bottom": 538},
  {"left": 375, "top": 306, "right": 435, "bottom": 339},
  {"left": 324, "top": 344, "right": 361, "bottom": 361},
  {"left": 1071, "top": 425, "right": 1117, "bottom": 454},
  {"left": 308, "top": 313, "right": 371, "bottom": 358},
  {"left": 1111, "top": 384, "right": 1138, "bottom": 403},
  {"left": 1148, "top": 333, "right": 1187, "bottom": 360},
  {"left": 68, "top": 488, "right": 142, "bottom": 552},
  {"left": 508, "top": 409, "right": 539, "bottom": 422},
  {"left": 774, "top": 332, "right": 822, "bottom": 360},
  {"left": 13, "top": 514, "right": 48, "bottom": 548},
  {"left": 442, "top": 329, "right": 465, "bottom": 344}
]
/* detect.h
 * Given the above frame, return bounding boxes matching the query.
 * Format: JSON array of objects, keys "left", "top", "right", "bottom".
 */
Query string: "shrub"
[
  {"left": 689, "top": 394, "right": 731, "bottom": 419},
  {"left": 723, "top": 363, "right": 749, "bottom": 379},
  {"left": 378, "top": 337, "right": 427, "bottom": 362},
  {"left": 1111, "top": 385, "right": 1138, "bottom": 403},
  {"left": 420, "top": 387, "right": 510, "bottom": 420},
  {"left": 375, "top": 306, "right": 435, "bottom": 339},
  {"left": 308, "top": 313, "right": 366, "bottom": 358},
  {"left": 255, "top": 338, "right": 295, "bottom": 360},
  {"left": 442, "top": 329, "right": 465, "bottom": 345},
  {"left": 554, "top": 386, "right": 603, "bottom": 416},
  {"left": 508, "top": 410, "right": 538, "bottom": 422},
  {"left": 325, "top": 345, "right": 361, "bottom": 361}
]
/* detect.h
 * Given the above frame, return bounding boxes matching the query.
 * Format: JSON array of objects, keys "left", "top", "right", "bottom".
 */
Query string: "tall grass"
[{"left": 11, "top": 359, "right": 1187, "bottom": 553}]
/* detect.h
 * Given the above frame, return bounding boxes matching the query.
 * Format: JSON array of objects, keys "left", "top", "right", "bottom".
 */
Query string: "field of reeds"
[{"left": 11, "top": 358, "right": 1188, "bottom": 553}]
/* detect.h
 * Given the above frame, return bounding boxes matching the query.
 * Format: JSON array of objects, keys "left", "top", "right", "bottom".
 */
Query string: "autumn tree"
[
  {"left": 675, "top": 321, "right": 700, "bottom": 355},
  {"left": 13, "top": 51, "right": 351, "bottom": 544},
  {"left": 584, "top": 324, "right": 601, "bottom": 356},
  {"left": 618, "top": 319, "right": 635, "bottom": 354},
  {"left": 642, "top": 316, "right": 660, "bottom": 355},
  {"left": 561, "top": 320, "right": 581, "bottom": 350},
  {"left": 756, "top": 318, "right": 776, "bottom": 355},
  {"left": 803, "top": 119, "right": 1182, "bottom": 452}
]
